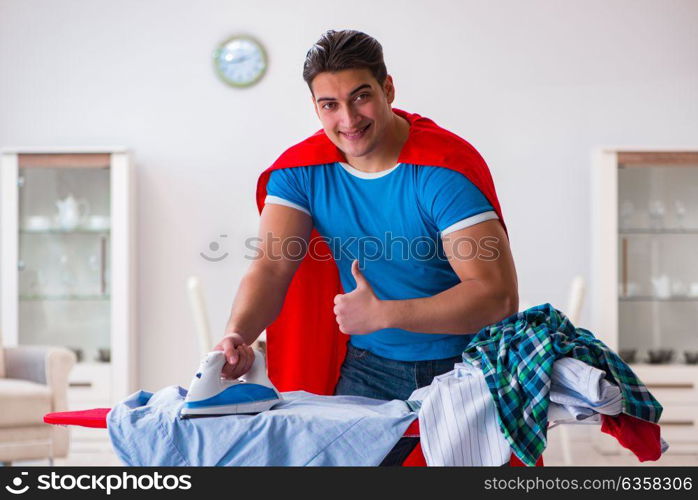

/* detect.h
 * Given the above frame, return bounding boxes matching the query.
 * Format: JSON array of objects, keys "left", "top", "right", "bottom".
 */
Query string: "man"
[{"left": 214, "top": 29, "right": 518, "bottom": 402}]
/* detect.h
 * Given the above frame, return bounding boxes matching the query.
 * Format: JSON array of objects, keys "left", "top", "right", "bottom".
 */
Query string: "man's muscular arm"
[
  {"left": 334, "top": 219, "right": 518, "bottom": 335},
  {"left": 215, "top": 204, "right": 312, "bottom": 378},
  {"left": 384, "top": 219, "right": 518, "bottom": 333}
]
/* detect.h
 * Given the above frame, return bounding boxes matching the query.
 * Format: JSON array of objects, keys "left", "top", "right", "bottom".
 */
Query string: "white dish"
[
  {"left": 23, "top": 215, "right": 52, "bottom": 231},
  {"left": 86, "top": 215, "right": 111, "bottom": 230}
]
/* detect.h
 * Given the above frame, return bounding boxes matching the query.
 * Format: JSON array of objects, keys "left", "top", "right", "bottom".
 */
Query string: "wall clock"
[{"left": 213, "top": 34, "right": 268, "bottom": 88}]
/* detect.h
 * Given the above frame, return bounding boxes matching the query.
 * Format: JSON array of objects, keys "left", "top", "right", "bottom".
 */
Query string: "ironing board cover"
[
  {"left": 44, "top": 408, "right": 110, "bottom": 428},
  {"left": 42, "top": 408, "right": 540, "bottom": 466},
  {"left": 256, "top": 108, "right": 508, "bottom": 394}
]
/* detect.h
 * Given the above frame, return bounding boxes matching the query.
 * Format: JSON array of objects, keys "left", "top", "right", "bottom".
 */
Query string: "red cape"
[{"left": 256, "top": 108, "right": 507, "bottom": 394}]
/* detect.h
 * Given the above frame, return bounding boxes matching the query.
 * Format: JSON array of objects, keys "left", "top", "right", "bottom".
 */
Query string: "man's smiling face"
[{"left": 310, "top": 68, "right": 396, "bottom": 159}]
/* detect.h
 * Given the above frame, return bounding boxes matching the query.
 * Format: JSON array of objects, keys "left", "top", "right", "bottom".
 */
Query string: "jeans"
[
  {"left": 334, "top": 343, "right": 463, "bottom": 401},
  {"left": 334, "top": 343, "right": 463, "bottom": 466}
]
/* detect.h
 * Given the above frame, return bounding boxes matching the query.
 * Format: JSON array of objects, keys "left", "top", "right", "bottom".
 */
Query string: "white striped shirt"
[{"left": 410, "top": 363, "right": 511, "bottom": 466}]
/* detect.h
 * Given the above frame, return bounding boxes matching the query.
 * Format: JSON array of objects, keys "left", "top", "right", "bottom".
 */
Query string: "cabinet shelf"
[
  {"left": 19, "top": 294, "right": 111, "bottom": 301},
  {"left": 20, "top": 228, "right": 110, "bottom": 235},
  {"left": 619, "top": 228, "right": 698, "bottom": 235},
  {"left": 620, "top": 296, "right": 698, "bottom": 302}
]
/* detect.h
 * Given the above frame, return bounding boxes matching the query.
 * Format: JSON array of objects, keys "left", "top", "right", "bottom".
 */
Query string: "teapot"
[{"left": 55, "top": 195, "right": 90, "bottom": 230}]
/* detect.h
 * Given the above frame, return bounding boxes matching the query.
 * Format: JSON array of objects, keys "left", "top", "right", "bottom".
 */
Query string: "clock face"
[{"left": 213, "top": 35, "right": 267, "bottom": 88}]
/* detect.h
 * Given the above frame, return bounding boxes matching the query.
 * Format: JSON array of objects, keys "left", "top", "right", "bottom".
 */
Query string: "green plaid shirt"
[{"left": 462, "top": 303, "right": 663, "bottom": 466}]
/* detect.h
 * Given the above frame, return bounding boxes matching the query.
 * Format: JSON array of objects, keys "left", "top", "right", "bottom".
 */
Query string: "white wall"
[{"left": 1, "top": 0, "right": 697, "bottom": 391}]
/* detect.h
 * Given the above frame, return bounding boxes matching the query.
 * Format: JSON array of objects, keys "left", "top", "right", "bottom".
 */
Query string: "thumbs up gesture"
[{"left": 333, "top": 260, "right": 385, "bottom": 335}]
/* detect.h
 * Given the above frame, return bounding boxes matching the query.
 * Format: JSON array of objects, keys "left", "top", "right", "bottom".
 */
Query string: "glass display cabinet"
[
  {"left": 1, "top": 149, "right": 136, "bottom": 407},
  {"left": 592, "top": 149, "right": 698, "bottom": 454}
]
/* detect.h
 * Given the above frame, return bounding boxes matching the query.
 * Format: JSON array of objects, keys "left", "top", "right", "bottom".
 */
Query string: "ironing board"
[{"left": 43, "top": 408, "right": 541, "bottom": 467}]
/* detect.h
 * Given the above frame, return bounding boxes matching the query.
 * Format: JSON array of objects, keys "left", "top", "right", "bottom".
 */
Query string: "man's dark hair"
[{"left": 303, "top": 29, "right": 388, "bottom": 92}]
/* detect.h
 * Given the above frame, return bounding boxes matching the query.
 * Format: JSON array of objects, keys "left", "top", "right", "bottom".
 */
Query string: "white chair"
[
  {"left": 186, "top": 276, "right": 265, "bottom": 358},
  {"left": 557, "top": 274, "right": 586, "bottom": 465},
  {"left": 187, "top": 276, "right": 214, "bottom": 358},
  {"left": 565, "top": 275, "right": 586, "bottom": 325}
]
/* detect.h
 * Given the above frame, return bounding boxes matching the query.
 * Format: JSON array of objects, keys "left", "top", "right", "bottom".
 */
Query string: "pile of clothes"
[{"left": 409, "top": 303, "right": 667, "bottom": 466}]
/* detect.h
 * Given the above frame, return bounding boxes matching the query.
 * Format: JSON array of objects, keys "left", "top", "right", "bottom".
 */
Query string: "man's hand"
[
  {"left": 333, "top": 260, "right": 385, "bottom": 334},
  {"left": 212, "top": 333, "right": 255, "bottom": 379}
]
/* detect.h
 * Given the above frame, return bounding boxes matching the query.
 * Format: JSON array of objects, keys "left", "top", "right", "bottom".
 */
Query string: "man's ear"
[{"left": 383, "top": 75, "right": 396, "bottom": 104}]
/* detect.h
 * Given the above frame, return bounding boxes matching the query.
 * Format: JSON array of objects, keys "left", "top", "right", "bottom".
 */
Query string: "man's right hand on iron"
[{"left": 213, "top": 333, "right": 255, "bottom": 379}]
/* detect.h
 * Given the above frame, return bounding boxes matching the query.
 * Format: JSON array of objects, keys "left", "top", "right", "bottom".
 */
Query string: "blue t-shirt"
[{"left": 265, "top": 161, "right": 498, "bottom": 361}]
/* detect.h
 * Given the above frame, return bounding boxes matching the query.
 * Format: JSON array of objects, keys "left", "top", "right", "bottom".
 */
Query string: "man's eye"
[
  {"left": 322, "top": 102, "right": 336, "bottom": 110},
  {"left": 355, "top": 93, "right": 369, "bottom": 101}
]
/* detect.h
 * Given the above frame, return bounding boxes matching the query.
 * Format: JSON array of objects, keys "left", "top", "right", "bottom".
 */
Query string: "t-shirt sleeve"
[
  {"left": 264, "top": 168, "right": 311, "bottom": 216},
  {"left": 418, "top": 166, "right": 499, "bottom": 235}
]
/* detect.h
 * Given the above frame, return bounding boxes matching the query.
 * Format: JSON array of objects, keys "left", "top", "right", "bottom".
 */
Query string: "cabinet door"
[
  {"left": 16, "top": 154, "right": 112, "bottom": 363},
  {"left": 617, "top": 158, "right": 698, "bottom": 361}
]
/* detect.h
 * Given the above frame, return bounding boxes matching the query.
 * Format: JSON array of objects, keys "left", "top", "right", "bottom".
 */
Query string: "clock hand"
[{"left": 228, "top": 55, "right": 251, "bottom": 64}]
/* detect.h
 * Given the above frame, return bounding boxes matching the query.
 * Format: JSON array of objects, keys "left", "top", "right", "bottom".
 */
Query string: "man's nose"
[{"left": 338, "top": 106, "right": 363, "bottom": 129}]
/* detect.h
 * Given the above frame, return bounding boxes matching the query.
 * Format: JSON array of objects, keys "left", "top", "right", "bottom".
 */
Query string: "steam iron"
[{"left": 180, "top": 349, "right": 282, "bottom": 418}]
